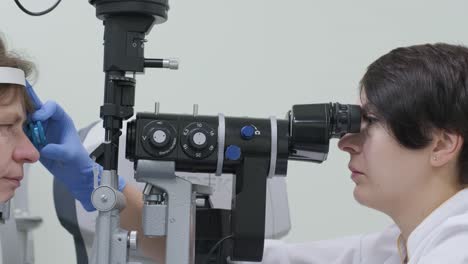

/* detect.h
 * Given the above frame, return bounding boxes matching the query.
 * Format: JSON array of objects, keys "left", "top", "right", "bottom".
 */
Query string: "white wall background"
[{"left": 1, "top": 0, "right": 468, "bottom": 263}]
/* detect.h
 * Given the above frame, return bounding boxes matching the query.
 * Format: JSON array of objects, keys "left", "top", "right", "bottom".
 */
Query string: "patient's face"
[{"left": 0, "top": 87, "right": 39, "bottom": 202}]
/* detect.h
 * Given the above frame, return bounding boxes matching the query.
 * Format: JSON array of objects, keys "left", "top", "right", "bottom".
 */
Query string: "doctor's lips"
[{"left": 348, "top": 166, "right": 364, "bottom": 179}]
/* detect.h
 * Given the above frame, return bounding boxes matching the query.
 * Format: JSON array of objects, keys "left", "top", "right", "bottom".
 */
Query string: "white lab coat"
[{"left": 233, "top": 188, "right": 468, "bottom": 264}]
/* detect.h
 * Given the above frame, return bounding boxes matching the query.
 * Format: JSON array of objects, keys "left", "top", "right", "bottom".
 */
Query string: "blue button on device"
[
  {"left": 240, "top": 125, "right": 255, "bottom": 140},
  {"left": 225, "top": 145, "right": 242, "bottom": 161}
]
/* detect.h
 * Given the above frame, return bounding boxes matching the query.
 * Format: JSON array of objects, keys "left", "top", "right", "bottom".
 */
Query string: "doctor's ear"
[{"left": 430, "top": 130, "right": 463, "bottom": 167}]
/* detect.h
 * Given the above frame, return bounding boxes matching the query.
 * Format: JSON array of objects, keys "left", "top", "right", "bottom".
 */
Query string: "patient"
[
  {"left": 0, "top": 39, "right": 39, "bottom": 202},
  {"left": 0, "top": 36, "right": 166, "bottom": 263}
]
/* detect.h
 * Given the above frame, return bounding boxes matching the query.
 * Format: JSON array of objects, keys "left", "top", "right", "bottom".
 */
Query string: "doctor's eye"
[{"left": 362, "top": 114, "right": 379, "bottom": 126}]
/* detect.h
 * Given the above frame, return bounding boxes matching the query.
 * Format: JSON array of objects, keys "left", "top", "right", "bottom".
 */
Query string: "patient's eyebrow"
[{"left": 0, "top": 90, "right": 17, "bottom": 106}]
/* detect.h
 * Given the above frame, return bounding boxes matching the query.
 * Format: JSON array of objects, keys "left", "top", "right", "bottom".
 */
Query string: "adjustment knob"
[
  {"left": 141, "top": 120, "right": 177, "bottom": 157},
  {"left": 150, "top": 128, "right": 170, "bottom": 148},
  {"left": 128, "top": 231, "right": 138, "bottom": 251},
  {"left": 181, "top": 122, "right": 217, "bottom": 159},
  {"left": 189, "top": 131, "right": 208, "bottom": 150}
]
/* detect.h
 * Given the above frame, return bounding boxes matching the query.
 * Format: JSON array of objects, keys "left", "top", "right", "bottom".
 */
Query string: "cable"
[
  {"left": 14, "top": 0, "right": 62, "bottom": 16},
  {"left": 203, "top": 235, "right": 233, "bottom": 264}
]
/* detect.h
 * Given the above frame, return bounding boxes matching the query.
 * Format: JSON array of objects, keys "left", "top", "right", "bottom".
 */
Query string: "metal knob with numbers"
[
  {"left": 141, "top": 120, "right": 178, "bottom": 157},
  {"left": 181, "top": 122, "right": 217, "bottom": 159}
]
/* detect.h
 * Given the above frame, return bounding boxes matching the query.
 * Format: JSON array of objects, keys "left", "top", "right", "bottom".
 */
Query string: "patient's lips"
[{"left": 2, "top": 176, "right": 23, "bottom": 188}]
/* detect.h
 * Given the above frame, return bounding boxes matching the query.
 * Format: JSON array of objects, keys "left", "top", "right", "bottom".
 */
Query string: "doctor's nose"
[
  {"left": 338, "top": 132, "right": 363, "bottom": 155},
  {"left": 13, "top": 132, "right": 40, "bottom": 164}
]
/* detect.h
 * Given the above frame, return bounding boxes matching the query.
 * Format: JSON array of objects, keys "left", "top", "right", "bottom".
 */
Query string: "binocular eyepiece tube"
[
  {"left": 289, "top": 103, "right": 361, "bottom": 163},
  {"left": 126, "top": 102, "right": 361, "bottom": 168}
]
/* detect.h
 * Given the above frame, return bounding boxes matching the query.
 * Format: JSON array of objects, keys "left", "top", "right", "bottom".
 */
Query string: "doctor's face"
[
  {"left": 338, "top": 94, "right": 432, "bottom": 216},
  {"left": 0, "top": 87, "right": 39, "bottom": 202}
]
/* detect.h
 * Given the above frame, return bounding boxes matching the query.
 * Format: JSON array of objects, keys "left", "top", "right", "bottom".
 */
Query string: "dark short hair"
[
  {"left": 0, "top": 36, "right": 35, "bottom": 113},
  {"left": 361, "top": 43, "right": 468, "bottom": 184}
]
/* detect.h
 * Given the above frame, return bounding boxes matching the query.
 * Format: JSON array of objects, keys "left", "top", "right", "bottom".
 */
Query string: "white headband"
[{"left": 0, "top": 67, "right": 26, "bottom": 87}]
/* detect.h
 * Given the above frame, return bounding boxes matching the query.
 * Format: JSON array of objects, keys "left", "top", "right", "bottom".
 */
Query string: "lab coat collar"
[{"left": 406, "top": 188, "right": 468, "bottom": 259}]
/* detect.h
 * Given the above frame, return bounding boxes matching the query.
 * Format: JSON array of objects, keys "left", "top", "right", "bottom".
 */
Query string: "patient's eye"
[
  {"left": 0, "top": 115, "right": 26, "bottom": 138},
  {"left": 0, "top": 124, "right": 15, "bottom": 137}
]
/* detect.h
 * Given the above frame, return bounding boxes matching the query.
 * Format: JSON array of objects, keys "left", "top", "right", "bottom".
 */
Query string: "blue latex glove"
[{"left": 25, "top": 82, "right": 126, "bottom": 211}]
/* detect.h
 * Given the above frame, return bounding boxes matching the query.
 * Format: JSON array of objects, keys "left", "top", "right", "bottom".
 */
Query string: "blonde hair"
[{"left": 0, "top": 35, "right": 36, "bottom": 113}]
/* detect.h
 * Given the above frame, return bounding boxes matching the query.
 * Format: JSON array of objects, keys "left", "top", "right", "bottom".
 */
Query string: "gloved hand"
[{"left": 25, "top": 82, "right": 126, "bottom": 211}]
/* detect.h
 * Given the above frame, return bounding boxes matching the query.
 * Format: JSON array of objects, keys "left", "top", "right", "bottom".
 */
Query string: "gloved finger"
[
  {"left": 25, "top": 80, "right": 43, "bottom": 110},
  {"left": 31, "top": 100, "right": 65, "bottom": 122},
  {"left": 118, "top": 176, "right": 127, "bottom": 192},
  {"left": 40, "top": 143, "right": 73, "bottom": 162}
]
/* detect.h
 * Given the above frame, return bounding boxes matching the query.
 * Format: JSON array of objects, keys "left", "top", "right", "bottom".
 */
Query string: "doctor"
[
  {"left": 234, "top": 43, "right": 468, "bottom": 264},
  {"left": 0, "top": 37, "right": 165, "bottom": 263},
  {"left": 73, "top": 43, "right": 468, "bottom": 264}
]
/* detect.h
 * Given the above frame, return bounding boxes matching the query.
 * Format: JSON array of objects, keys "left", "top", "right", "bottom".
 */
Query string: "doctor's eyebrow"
[{"left": 361, "top": 104, "right": 378, "bottom": 116}]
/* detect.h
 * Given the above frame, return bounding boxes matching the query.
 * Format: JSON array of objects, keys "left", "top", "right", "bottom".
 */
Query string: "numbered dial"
[
  {"left": 141, "top": 120, "right": 177, "bottom": 157},
  {"left": 181, "top": 122, "right": 217, "bottom": 159}
]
